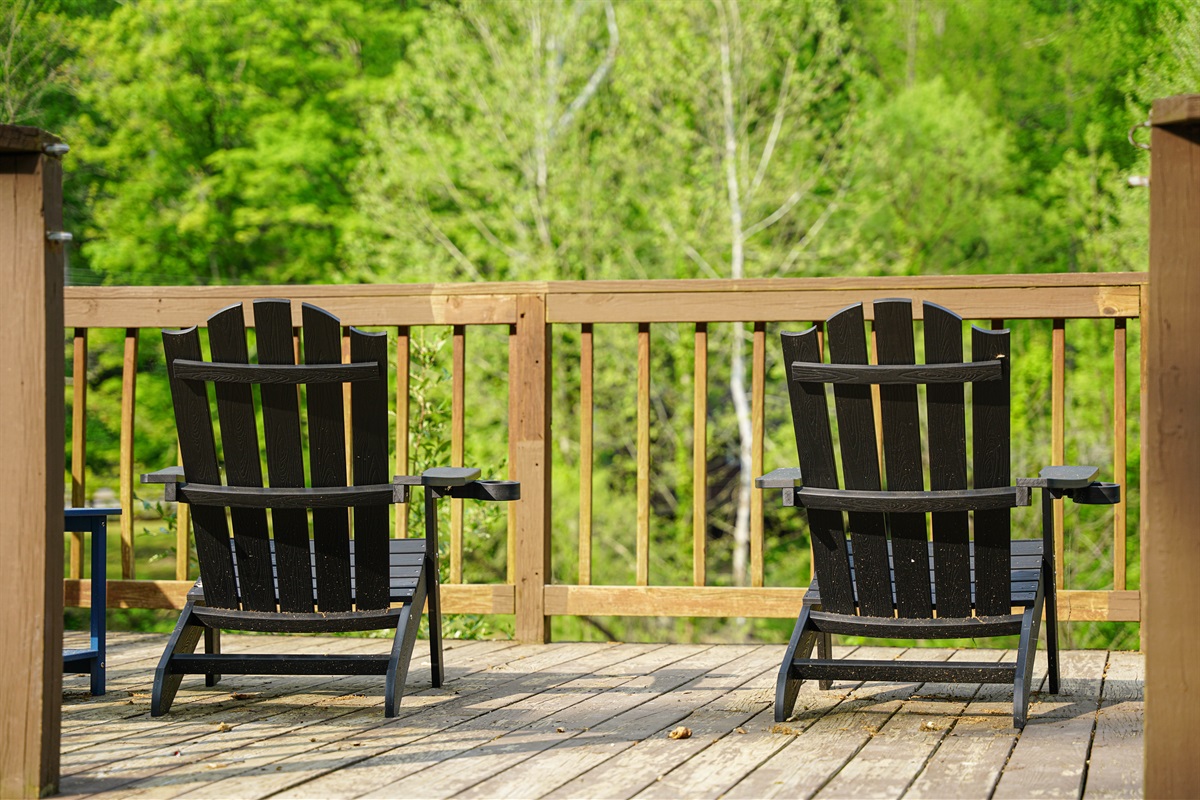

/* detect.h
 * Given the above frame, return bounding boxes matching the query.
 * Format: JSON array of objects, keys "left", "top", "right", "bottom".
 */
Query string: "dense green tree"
[{"left": 67, "top": 0, "right": 422, "bottom": 285}]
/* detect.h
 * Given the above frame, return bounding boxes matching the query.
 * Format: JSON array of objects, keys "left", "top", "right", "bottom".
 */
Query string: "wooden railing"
[{"left": 63, "top": 273, "right": 1146, "bottom": 642}]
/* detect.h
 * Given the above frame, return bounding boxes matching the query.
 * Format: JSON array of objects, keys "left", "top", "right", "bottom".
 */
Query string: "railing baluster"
[
  {"left": 1114, "top": 319, "right": 1128, "bottom": 590},
  {"left": 70, "top": 328, "right": 87, "bottom": 579},
  {"left": 450, "top": 325, "right": 465, "bottom": 584},
  {"left": 119, "top": 328, "right": 138, "bottom": 579},
  {"left": 395, "top": 326, "right": 410, "bottom": 538},
  {"left": 579, "top": 324, "right": 594, "bottom": 586},
  {"left": 1052, "top": 318, "right": 1066, "bottom": 589},
  {"left": 693, "top": 323, "right": 708, "bottom": 587},
  {"left": 637, "top": 322, "right": 651, "bottom": 586},
  {"left": 751, "top": 322, "right": 766, "bottom": 588}
]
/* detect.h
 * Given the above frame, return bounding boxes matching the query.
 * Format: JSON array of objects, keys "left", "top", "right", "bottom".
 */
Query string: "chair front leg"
[
  {"left": 386, "top": 572, "right": 428, "bottom": 717},
  {"left": 152, "top": 601, "right": 206, "bottom": 717},
  {"left": 775, "top": 601, "right": 819, "bottom": 722}
]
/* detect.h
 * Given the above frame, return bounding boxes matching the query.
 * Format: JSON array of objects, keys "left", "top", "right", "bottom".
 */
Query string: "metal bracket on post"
[{"left": 47, "top": 231, "right": 73, "bottom": 244}]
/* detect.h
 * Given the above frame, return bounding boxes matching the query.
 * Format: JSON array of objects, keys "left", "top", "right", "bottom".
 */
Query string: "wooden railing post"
[
  {"left": 0, "top": 125, "right": 66, "bottom": 798},
  {"left": 1145, "top": 93, "right": 1200, "bottom": 797},
  {"left": 510, "top": 292, "right": 551, "bottom": 642}
]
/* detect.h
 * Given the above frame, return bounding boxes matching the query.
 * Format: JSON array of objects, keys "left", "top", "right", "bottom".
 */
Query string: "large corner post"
[
  {"left": 0, "top": 125, "right": 66, "bottom": 798},
  {"left": 510, "top": 293, "right": 551, "bottom": 642},
  {"left": 1146, "top": 94, "right": 1200, "bottom": 797}
]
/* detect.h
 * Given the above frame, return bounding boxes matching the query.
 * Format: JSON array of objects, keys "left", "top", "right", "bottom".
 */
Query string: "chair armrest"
[
  {"left": 393, "top": 468, "right": 519, "bottom": 502},
  {"left": 141, "top": 466, "right": 185, "bottom": 484},
  {"left": 1017, "top": 466, "right": 1120, "bottom": 505},
  {"left": 755, "top": 468, "right": 803, "bottom": 489},
  {"left": 392, "top": 467, "right": 482, "bottom": 487},
  {"left": 1017, "top": 465, "right": 1098, "bottom": 490}
]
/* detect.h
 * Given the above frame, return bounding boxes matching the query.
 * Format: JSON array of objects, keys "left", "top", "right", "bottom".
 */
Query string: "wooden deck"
[{"left": 59, "top": 632, "right": 1142, "bottom": 799}]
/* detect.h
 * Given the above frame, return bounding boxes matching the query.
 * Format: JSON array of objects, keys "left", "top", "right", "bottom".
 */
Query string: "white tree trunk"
[{"left": 717, "top": 0, "right": 753, "bottom": 587}]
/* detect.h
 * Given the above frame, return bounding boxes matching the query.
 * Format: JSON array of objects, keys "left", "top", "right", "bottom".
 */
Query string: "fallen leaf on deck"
[
  {"left": 216, "top": 722, "right": 232, "bottom": 732},
  {"left": 667, "top": 726, "right": 692, "bottom": 740},
  {"left": 230, "top": 692, "right": 258, "bottom": 700},
  {"left": 735, "top": 727, "right": 747, "bottom": 734}
]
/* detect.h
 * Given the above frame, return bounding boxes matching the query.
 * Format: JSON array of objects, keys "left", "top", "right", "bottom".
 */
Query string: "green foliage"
[
  {"left": 65, "top": 0, "right": 422, "bottom": 284},
  {"left": 36, "top": 0, "right": 1177, "bottom": 648}
]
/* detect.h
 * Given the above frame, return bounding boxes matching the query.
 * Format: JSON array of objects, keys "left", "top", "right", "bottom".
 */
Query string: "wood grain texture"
[
  {"left": 580, "top": 324, "right": 593, "bottom": 586},
  {"left": 350, "top": 327, "right": 391, "bottom": 610},
  {"left": 1052, "top": 318, "right": 1066, "bottom": 589},
  {"left": 56, "top": 637, "right": 1136, "bottom": 800},
  {"left": 253, "top": 300, "right": 314, "bottom": 612},
  {"left": 1112, "top": 320, "right": 1127, "bottom": 590},
  {"left": 394, "top": 327, "right": 410, "bottom": 538},
  {"left": 924, "top": 303, "right": 970, "bottom": 619},
  {"left": 163, "top": 327, "right": 239, "bottom": 610},
  {"left": 637, "top": 323, "right": 650, "bottom": 587},
  {"left": 70, "top": 328, "right": 87, "bottom": 579},
  {"left": 827, "top": 303, "right": 890, "bottom": 617},
  {"left": 693, "top": 323, "right": 707, "bottom": 587},
  {"left": 119, "top": 328, "right": 138, "bottom": 579},
  {"left": 510, "top": 294, "right": 551, "bottom": 642},
  {"left": 207, "top": 304, "right": 275, "bottom": 612},
  {"left": 302, "top": 303, "right": 352, "bottom": 613},
  {"left": 781, "top": 327, "right": 855, "bottom": 615},
  {"left": 1145, "top": 105, "right": 1200, "bottom": 798},
  {"left": 544, "top": 281, "right": 1143, "bottom": 324},
  {"left": 972, "top": 325, "right": 1012, "bottom": 616},
  {"left": 751, "top": 322, "right": 765, "bottom": 587},
  {"left": 450, "top": 325, "right": 465, "bottom": 584},
  {"left": 874, "top": 299, "right": 930, "bottom": 617},
  {"left": 0, "top": 145, "right": 65, "bottom": 799}
]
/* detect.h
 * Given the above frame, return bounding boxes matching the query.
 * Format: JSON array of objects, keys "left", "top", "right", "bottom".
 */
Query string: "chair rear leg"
[
  {"left": 152, "top": 602, "right": 205, "bottom": 717},
  {"left": 204, "top": 627, "right": 222, "bottom": 687},
  {"left": 386, "top": 574, "right": 427, "bottom": 717},
  {"left": 1044, "top": 563, "right": 1060, "bottom": 695},
  {"left": 776, "top": 603, "right": 819, "bottom": 723},
  {"left": 426, "top": 555, "right": 444, "bottom": 688},
  {"left": 817, "top": 631, "right": 833, "bottom": 691}
]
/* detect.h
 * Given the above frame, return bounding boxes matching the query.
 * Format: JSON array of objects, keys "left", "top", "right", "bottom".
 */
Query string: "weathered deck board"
[
  {"left": 57, "top": 634, "right": 1143, "bottom": 800},
  {"left": 992, "top": 649, "right": 1109, "bottom": 799},
  {"left": 1083, "top": 650, "right": 1143, "bottom": 799}
]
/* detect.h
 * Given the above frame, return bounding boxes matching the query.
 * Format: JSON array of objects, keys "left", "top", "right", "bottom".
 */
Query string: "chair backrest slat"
[
  {"left": 971, "top": 325, "right": 1013, "bottom": 615},
  {"left": 781, "top": 328, "right": 856, "bottom": 615},
  {"left": 782, "top": 299, "right": 1020, "bottom": 621},
  {"left": 302, "top": 303, "right": 354, "bottom": 612},
  {"left": 253, "top": 299, "right": 315, "bottom": 612},
  {"left": 923, "top": 303, "right": 972, "bottom": 617},
  {"left": 826, "top": 305, "right": 892, "bottom": 617},
  {"left": 208, "top": 305, "right": 277, "bottom": 612},
  {"left": 164, "top": 327, "right": 239, "bottom": 609},
  {"left": 350, "top": 328, "right": 391, "bottom": 610},
  {"left": 874, "top": 299, "right": 933, "bottom": 617}
]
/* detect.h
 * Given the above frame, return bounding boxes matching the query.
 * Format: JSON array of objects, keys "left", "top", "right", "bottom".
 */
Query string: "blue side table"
[{"left": 64, "top": 507, "right": 119, "bottom": 696}]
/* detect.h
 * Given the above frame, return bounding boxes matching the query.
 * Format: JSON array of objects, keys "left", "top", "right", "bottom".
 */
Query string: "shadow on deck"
[{"left": 58, "top": 632, "right": 1142, "bottom": 799}]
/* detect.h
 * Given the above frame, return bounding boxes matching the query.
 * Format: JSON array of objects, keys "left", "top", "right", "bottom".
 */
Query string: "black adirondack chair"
[
  {"left": 757, "top": 299, "right": 1120, "bottom": 728},
  {"left": 142, "top": 299, "right": 518, "bottom": 717}
]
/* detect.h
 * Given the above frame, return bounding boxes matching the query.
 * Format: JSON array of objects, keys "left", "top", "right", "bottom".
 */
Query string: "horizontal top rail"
[{"left": 65, "top": 273, "right": 1148, "bottom": 327}]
